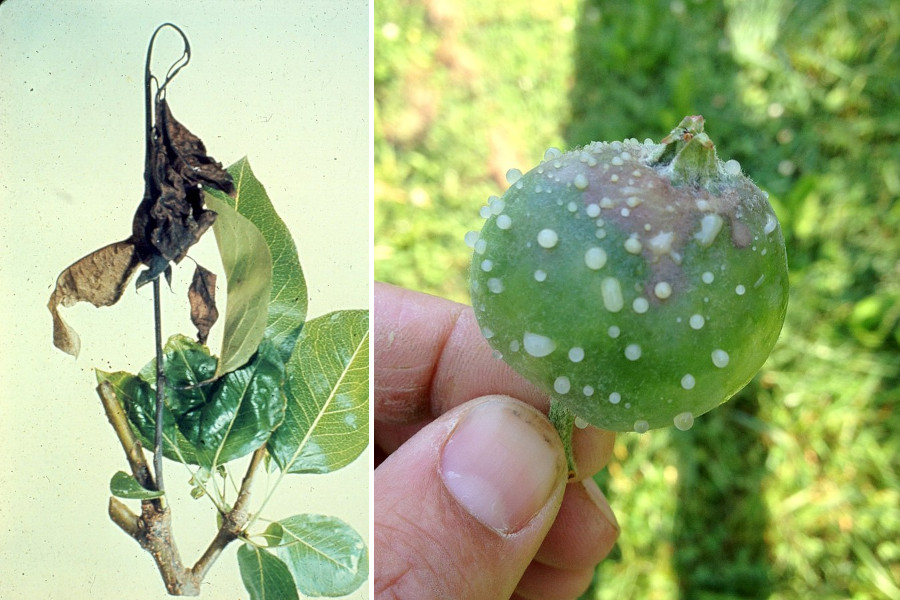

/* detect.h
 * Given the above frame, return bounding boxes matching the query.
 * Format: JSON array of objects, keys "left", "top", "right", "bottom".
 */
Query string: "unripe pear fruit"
[{"left": 468, "top": 116, "right": 788, "bottom": 434}]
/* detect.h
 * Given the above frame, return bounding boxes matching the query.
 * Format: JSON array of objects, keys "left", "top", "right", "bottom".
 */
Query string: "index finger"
[
  {"left": 374, "top": 282, "right": 615, "bottom": 478},
  {"left": 374, "top": 281, "right": 547, "bottom": 422}
]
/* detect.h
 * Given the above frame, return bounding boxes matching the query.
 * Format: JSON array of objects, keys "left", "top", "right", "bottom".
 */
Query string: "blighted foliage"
[
  {"left": 48, "top": 241, "right": 142, "bottom": 356},
  {"left": 132, "top": 98, "right": 233, "bottom": 285},
  {"left": 48, "top": 26, "right": 230, "bottom": 357},
  {"left": 46, "top": 23, "right": 370, "bottom": 598},
  {"left": 188, "top": 264, "right": 218, "bottom": 345}
]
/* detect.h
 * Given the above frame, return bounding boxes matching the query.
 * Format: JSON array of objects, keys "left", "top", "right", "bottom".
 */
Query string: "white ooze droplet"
[
  {"left": 601, "top": 277, "right": 624, "bottom": 312},
  {"left": 724, "top": 159, "right": 742, "bottom": 176},
  {"left": 711, "top": 349, "right": 730, "bottom": 368},
  {"left": 584, "top": 247, "right": 607, "bottom": 270},
  {"left": 633, "top": 297, "right": 649, "bottom": 314},
  {"left": 648, "top": 231, "right": 674, "bottom": 257},
  {"left": 654, "top": 281, "right": 672, "bottom": 299},
  {"left": 624, "top": 235, "right": 643, "bottom": 254},
  {"left": 673, "top": 411, "right": 695, "bottom": 431},
  {"left": 523, "top": 332, "right": 555, "bottom": 357},
  {"left": 764, "top": 213, "right": 778, "bottom": 235},
  {"left": 694, "top": 214, "right": 724, "bottom": 247},
  {"left": 537, "top": 229, "right": 559, "bottom": 248},
  {"left": 625, "top": 344, "right": 642, "bottom": 361},
  {"left": 573, "top": 173, "right": 589, "bottom": 190}
]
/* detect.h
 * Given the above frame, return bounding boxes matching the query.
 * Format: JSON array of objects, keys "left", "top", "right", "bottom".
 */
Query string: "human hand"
[{"left": 374, "top": 282, "right": 620, "bottom": 599}]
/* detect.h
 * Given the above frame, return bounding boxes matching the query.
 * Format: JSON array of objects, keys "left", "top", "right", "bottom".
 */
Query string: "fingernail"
[
  {"left": 440, "top": 398, "right": 565, "bottom": 534},
  {"left": 582, "top": 478, "right": 620, "bottom": 532}
]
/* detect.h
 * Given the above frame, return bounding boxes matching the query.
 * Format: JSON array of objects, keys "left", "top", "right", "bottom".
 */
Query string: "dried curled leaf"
[
  {"left": 49, "top": 24, "right": 234, "bottom": 358},
  {"left": 189, "top": 263, "right": 218, "bottom": 344},
  {"left": 131, "top": 98, "right": 233, "bottom": 272},
  {"left": 48, "top": 240, "right": 141, "bottom": 356}
]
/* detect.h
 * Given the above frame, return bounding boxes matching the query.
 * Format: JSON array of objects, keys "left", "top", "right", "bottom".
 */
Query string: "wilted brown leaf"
[
  {"left": 188, "top": 263, "right": 218, "bottom": 344},
  {"left": 48, "top": 240, "right": 141, "bottom": 356},
  {"left": 49, "top": 25, "right": 234, "bottom": 357},
  {"left": 131, "top": 98, "right": 233, "bottom": 277}
]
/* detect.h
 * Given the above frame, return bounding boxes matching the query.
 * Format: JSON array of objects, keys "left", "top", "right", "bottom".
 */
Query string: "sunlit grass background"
[{"left": 375, "top": 0, "right": 900, "bottom": 598}]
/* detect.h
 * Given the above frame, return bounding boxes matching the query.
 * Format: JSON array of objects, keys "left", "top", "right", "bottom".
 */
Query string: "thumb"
[{"left": 375, "top": 395, "right": 568, "bottom": 599}]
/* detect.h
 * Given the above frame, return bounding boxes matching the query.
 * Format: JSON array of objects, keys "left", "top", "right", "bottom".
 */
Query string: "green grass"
[{"left": 375, "top": 1, "right": 900, "bottom": 598}]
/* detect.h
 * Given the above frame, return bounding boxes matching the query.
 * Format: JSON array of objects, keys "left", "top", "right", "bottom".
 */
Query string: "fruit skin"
[{"left": 469, "top": 117, "right": 788, "bottom": 432}]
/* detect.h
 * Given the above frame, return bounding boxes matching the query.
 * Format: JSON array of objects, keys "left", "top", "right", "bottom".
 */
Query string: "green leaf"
[
  {"left": 264, "top": 514, "right": 368, "bottom": 597},
  {"left": 268, "top": 310, "right": 369, "bottom": 474},
  {"left": 188, "top": 466, "right": 212, "bottom": 499},
  {"left": 237, "top": 544, "right": 299, "bottom": 600},
  {"left": 205, "top": 190, "right": 273, "bottom": 377},
  {"left": 95, "top": 370, "right": 199, "bottom": 464},
  {"left": 99, "top": 334, "right": 287, "bottom": 469},
  {"left": 160, "top": 334, "right": 219, "bottom": 415},
  {"left": 173, "top": 336, "right": 287, "bottom": 469},
  {"left": 206, "top": 157, "right": 308, "bottom": 363},
  {"left": 109, "top": 471, "right": 164, "bottom": 500}
]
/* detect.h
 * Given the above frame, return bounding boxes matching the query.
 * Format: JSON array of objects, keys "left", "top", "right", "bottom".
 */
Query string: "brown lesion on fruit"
[
  {"left": 729, "top": 214, "right": 753, "bottom": 248},
  {"left": 548, "top": 139, "right": 766, "bottom": 307}
]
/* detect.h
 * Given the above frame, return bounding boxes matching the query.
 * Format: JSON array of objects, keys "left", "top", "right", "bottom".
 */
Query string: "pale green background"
[{"left": 0, "top": 1, "right": 370, "bottom": 598}]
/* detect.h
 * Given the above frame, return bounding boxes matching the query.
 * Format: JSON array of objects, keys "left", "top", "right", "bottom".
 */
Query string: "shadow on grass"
[
  {"left": 567, "top": 2, "right": 775, "bottom": 598},
  {"left": 670, "top": 389, "right": 774, "bottom": 600}
]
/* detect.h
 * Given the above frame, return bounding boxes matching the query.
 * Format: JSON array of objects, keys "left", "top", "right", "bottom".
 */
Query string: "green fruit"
[{"left": 468, "top": 116, "right": 788, "bottom": 434}]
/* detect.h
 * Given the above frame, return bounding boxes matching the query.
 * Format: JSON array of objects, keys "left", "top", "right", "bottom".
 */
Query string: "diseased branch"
[
  {"left": 97, "top": 381, "right": 155, "bottom": 491},
  {"left": 97, "top": 382, "right": 193, "bottom": 594},
  {"left": 191, "top": 445, "right": 267, "bottom": 581},
  {"left": 96, "top": 383, "right": 268, "bottom": 596},
  {"left": 109, "top": 497, "right": 141, "bottom": 537},
  {"left": 137, "top": 501, "right": 196, "bottom": 595}
]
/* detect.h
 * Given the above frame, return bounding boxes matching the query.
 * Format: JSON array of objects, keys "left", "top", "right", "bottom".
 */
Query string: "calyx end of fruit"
[{"left": 656, "top": 115, "right": 720, "bottom": 187}]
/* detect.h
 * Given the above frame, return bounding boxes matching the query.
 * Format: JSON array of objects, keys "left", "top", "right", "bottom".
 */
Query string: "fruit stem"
[
  {"left": 655, "top": 115, "right": 719, "bottom": 187},
  {"left": 548, "top": 400, "right": 578, "bottom": 479}
]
